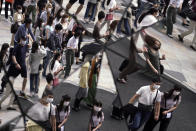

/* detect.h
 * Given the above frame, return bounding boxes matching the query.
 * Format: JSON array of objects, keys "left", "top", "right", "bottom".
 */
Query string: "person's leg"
[
  {"left": 0, "top": 0, "right": 3, "bottom": 14},
  {"left": 93, "top": 1, "right": 101, "bottom": 21},
  {"left": 32, "top": 5, "right": 36, "bottom": 25},
  {"left": 22, "top": 78, "right": 27, "bottom": 92},
  {"left": 143, "top": 113, "right": 160, "bottom": 131},
  {"left": 124, "top": 18, "right": 131, "bottom": 35},
  {"left": 159, "top": 118, "right": 172, "bottom": 131},
  {"left": 117, "top": 19, "right": 123, "bottom": 33},
  {"left": 35, "top": 74, "right": 39, "bottom": 93},
  {"left": 190, "top": 22, "right": 196, "bottom": 49},
  {"left": 163, "top": 0, "right": 170, "bottom": 17},
  {"left": 6, "top": 77, "right": 15, "bottom": 108},
  {"left": 139, "top": 111, "right": 152, "bottom": 129},
  {"left": 129, "top": 112, "right": 142, "bottom": 131},
  {"left": 90, "top": 3, "right": 97, "bottom": 21},
  {"left": 84, "top": 2, "right": 91, "bottom": 19},
  {"left": 180, "top": 20, "right": 194, "bottom": 38},
  {"left": 43, "top": 51, "right": 53, "bottom": 76},
  {"left": 166, "top": 7, "right": 174, "bottom": 35},
  {"left": 65, "top": 50, "right": 72, "bottom": 77},
  {"left": 30, "top": 74, "right": 34, "bottom": 93},
  {"left": 75, "top": 4, "right": 83, "bottom": 16},
  {"left": 5, "top": 1, "right": 9, "bottom": 19}
]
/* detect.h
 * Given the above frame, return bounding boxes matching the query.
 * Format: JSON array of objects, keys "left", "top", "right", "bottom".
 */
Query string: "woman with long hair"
[
  {"left": 51, "top": 52, "right": 64, "bottom": 86},
  {"left": 143, "top": 85, "right": 182, "bottom": 131},
  {"left": 56, "top": 95, "right": 71, "bottom": 131},
  {"left": 89, "top": 101, "right": 104, "bottom": 131},
  {"left": 54, "top": 8, "right": 65, "bottom": 26}
]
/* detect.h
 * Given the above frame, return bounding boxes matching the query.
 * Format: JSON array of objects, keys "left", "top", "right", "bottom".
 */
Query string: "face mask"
[
  {"left": 18, "top": 9, "right": 22, "bottom": 14},
  {"left": 64, "top": 101, "right": 70, "bottom": 106},
  {"left": 47, "top": 98, "right": 54, "bottom": 103},
  {"left": 153, "top": 84, "right": 160, "bottom": 89},
  {"left": 173, "top": 91, "right": 180, "bottom": 96},
  {"left": 60, "top": 11, "right": 65, "bottom": 16},
  {"left": 21, "top": 40, "right": 26, "bottom": 45},
  {"left": 48, "top": 8, "right": 52, "bottom": 13},
  {"left": 94, "top": 106, "right": 101, "bottom": 112}
]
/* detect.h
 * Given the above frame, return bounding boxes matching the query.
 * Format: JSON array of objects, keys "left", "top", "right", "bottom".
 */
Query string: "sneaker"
[
  {"left": 182, "top": 23, "right": 189, "bottom": 27},
  {"left": 178, "top": 35, "right": 183, "bottom": 42},
  {"left": 84, "top": 18, "right": 89, "bottom": 23},
  {"left": 117, "top": 78, "right": 127, "bottom": 84},
  {"left": 190, "top": 45, "right": 196, "bottom": 51},
  {"left": 167, "top": 34, "right": 173, "bottom": 38},
  {"left": 20, "top": 91, "right": 28, "bottom": 99}
]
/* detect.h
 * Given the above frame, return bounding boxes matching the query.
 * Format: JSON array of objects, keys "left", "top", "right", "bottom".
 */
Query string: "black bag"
[
  {"left": 121, "top": 104, "right": 138, "bottom": 120},
  {"left": 119, "top": 59, "right": 129, "bottom": 72},
  {"left": 11, "top": 23, "right": 19, "bottom": 34},
  {"left": 39, "top": 64, "right": 43, "bottom": 71}
]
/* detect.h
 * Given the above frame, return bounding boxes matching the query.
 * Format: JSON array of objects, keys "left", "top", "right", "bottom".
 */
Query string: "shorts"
[
  {"left": 69, "top": 0, "right": 85, "bottom": 5},
  {"left": 7, "top": 64, "right": 27, "bottom": 78}
]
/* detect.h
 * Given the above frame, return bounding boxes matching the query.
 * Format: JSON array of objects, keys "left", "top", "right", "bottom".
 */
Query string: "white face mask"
[
  {"left": 64, "top": 101, "right": 70, "bottom": 106},
  {"left": 60, "top": 11, "right": 65, "bottom": 16},
  {"left": 153, "top": 84, "right": 160, "bottom": 89},
  {"left": 21, "top": 40, "right": 26, "bottom": 45},
  {"left": 173, "top": 91, "right": 180, "bottom": 96},
  {"left": 47, "top": 98, "right": 54, "bottom": 103},
  {"left": 94, "top": 106, "right": 101, "bottom": 112},
  {"left": 18, "top": 9, "right": 22, "bottom": 14},
  {"left": 48, "top": 8, "right": 52, "bottom": 13}
]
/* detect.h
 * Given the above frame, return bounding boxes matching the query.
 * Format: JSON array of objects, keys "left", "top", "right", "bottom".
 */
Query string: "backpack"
[{"left": 11, "top": 23, "right": 19, "bottom": 34}]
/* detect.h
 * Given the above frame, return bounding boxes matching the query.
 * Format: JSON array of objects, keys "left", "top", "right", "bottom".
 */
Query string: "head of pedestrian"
[
  {"left": 151, "top": 78, "right": 161, "bottom": 91},
  {"left": 31, "top": 42, "right": 39, "bottom": 53},
  {"left": 41, "top": 91, "right": 54, "bottom": 104},
  {"left": 74, "top": 29, "right": 82, "bottom": 38},
  {"left": 61, "top": 14, "right": 69, "bottom": 23},
  {"left": 98, "top": 11, "right": 105, "bottom": 23},
  {"left": 93, "top": 101, "right": 102, "bottom": 114},
  {"left": 24, "top": 18, "right": 32, "bottom": 29},
  {"left": 0, "top": 43, "right": 9, "bottom": 59},
  {"left": 59, "top": 94, "right": 71, "bottom": 109},
  {"left": 19, "top": 36, "right": 27, "bottom": 46},
  {"left": 165, "top": 85, "right": 182, "bottom": 99},
  {"left": 46, "top": 73, "right": 54, "bottom": 87},
  {"left": 145, "top": 35, "right": 161, "bottom": 51},
  {"left": 17, "top": 5, "right": 22, "bottom": 14},
  {"left": 55, "top": 24, "right": 63, "bottom": 34},
  {"left": 46, "top": 3, "right": 53, "bottom": 13}
]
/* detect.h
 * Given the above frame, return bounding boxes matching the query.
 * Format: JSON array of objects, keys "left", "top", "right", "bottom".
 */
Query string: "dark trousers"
[
  {"left": 75, "top": 36, "right": 83, "bottom": 58},
  {"left": 117, "top": 18, "right": 131, "bottom": 35},
  {"left": 74, "top": 97, "right": 84, "bottom": 108},
  {"left": 143, "top": 109, "right": 172, "bottom": 131},
  {"left": 0, "top": 0, "right": 3, "bottom": 14},
  {"left": 5, "top": 1, "right": 13, "bottom": 19},
  {"left": 166, "top": 6, "right": 177, "bottom": 35},
  {"left": 129, "top": 111, "right": 152, "bottom": 131},
  {"left": 27, "top": 5, "right": 36, "bottom": 24},
  {"left": 43, "top": 51, "right": 53, "bottom": 76},
  {"left": 84, "top": 2, "right": 96, "bottom": 21},
  {"left": 163, "top": 0, "right": 170, "bottom": 17},
  {"left": 30, "top": 73, "right": 39, "bottom": 93},
  {"left": 65, "top": 49, "right": 74, "bottom": 76}
]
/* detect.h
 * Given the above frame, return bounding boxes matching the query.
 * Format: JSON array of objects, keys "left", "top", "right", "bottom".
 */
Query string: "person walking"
[
  {"left": 72, "top": 61, "right": 90, "bottom": 111},
  {"left": 65, "top": 0, "right": 85, "bottom": 16},
  {"left": 5, "top": 0, "right": 14, "bottom": 21},
  {"left": 166, "top": 0, "right": 184, "bottom": 38},
  {"left": 178, "top": 0, "right": 196, "bottom": 51},
  {"left": 84, "top": 0, "right": 97, "bottom": 23},
  {"left": 143, "top": 85, "right": 182, "bottom": 131},
  {"left": 26, "top": 0, "right": 37, "bottom": 26},
  {"left": 128, "top": 78, "right": 162, "bottom": 131},
  {"left": 88, "top": 101, "right": 104, "bottom": 131},
  {"left": 56, "top": 95, "right": 71, "bottom": 131}
]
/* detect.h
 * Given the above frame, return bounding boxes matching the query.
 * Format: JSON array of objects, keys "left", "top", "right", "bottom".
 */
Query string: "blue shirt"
[
  {"left": 14, "top": 24, "right": 35, "bottom": 43},
  {"left": 12, "top": 44, "right": 28, "bottom": 66}
]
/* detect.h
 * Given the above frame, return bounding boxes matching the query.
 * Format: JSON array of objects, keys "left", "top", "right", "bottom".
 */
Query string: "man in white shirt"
[
  {"left": 166, "top": 0, "right": 184, "bottom": 38},
  {"left": 128, "top": 78, "right": 161, "bottom": 131},
  {"left": 64, "top": 30, "right": 81, "bottom": 78}
]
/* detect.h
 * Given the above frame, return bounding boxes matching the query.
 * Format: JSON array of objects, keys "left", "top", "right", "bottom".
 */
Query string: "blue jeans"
[
  {"left": 84, "top": 2, "right": 96, "bottom": 21},
  {"left": 117, "top": 18, "right": 131, "bottom": 35},
  {"left": 30, "top": 73, "right": 39, "bottom": 93},
  {"left": 134, "top": 1, "right": 151, "bottom": 28},
  {"left": 43, "top": 50, "right": 53, "bottom": 76},
  {"left": 129, "top": 111, "right": 152, "bottom": 131}
]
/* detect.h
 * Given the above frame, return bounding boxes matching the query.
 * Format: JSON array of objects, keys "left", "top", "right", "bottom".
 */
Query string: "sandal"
[{"left": 117, "top": 78, "right": 127, "bottom": 84}]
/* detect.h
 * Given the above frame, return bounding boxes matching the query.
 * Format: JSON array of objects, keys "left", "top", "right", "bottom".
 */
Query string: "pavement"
[{"left": 0, "top": 0, "right": 196, "bottom": 130}]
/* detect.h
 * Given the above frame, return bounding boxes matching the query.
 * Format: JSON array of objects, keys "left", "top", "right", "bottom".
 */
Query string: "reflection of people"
[
  {"left": 88, "top": 101, "right": 104, "bottom": 131},
  {"left": 143, "top": 85, "right": 182, "bottom": 131},
  {"left": 73, "top": 61, "right": 90, "bottom": 111},
  {"left": 142, "top": 35, "right": 166, "bottom": 79},
  {"left": 56, "top": 95, "right": 71, "bottom": 131},
  {"left": 28, "top": 92, "right": 56, "bottom": 131},
  {"left": 128, "top": 78, "right": 162, "bottom": 131}
]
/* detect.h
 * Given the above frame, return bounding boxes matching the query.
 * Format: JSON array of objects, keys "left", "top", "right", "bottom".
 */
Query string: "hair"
[
  {"left": 152, "top": 77, "right": 161, "bottom": 83},
  {"left": 55, "top": 8, "right": 64, "bottom": 21},
  {"left": 46, "top": 73, "right": 54, "bottom": 84},
  {"left": 51, "top": 52, "right": 61, "bottom": 70},
  {"left": 17, "top": 5, "right": 22, "bottom": 10},
  {"left": 47, "top": 16, "right": 54, "bottom": 26},
  {"left": 24, "top": 18, "right": 32, "bottom": 24},
  {"left": 138, "top": 8, "right": 158, "bottom": 24},
  {"left": 98, "top": 11, "right": 105, "bottom": 20},
  {"left": 164, "top": 84, "right": 182, "bottom": 101},
  {"left": 55, "top": 24, "right": 63, "bottom": 31},
  {"left": 31, "top": 42, "right": 39, "bottom": 53},
  {"left": 35, "top": 18, "right": 43, "bottom": 29},
  {"left": 91, "top": 101, "right": 103, "bottom": 118},
  {"left": 144, "top": 34, "right": 161, "bottom": 48},
  {"left": 0, "top": 43, "right": 9, "bottom": 62},
  {"left": 57, "top": 94, "right": 71, "bottom": 112},
  {"left": 74, "top": 29, "right": 82, "bottom": 38},
  {"left": 107, "top": 0, "right": 111, "bottom": 6}
]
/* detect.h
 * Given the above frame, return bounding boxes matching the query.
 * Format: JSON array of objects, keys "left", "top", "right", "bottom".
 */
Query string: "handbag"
[
  {"left": 53, "top": 78, "right": 59, "bottom": 86},
  {"left": 121, "top": 104, "right": 138, "bottom": 120},
  {"left": 11, "top": 23, "right": 19, "bottom": 34},
  {"left": 106, "top": 13, "right": 113, "bottom": 21}
]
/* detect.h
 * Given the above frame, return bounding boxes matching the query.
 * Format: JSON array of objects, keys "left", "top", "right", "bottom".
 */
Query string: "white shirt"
[
  {"left": 27, "top": 102, "right": 56, "bottom": 121},
  {"left": 169, "top": 0, "right": 183, "bottom": 8},
  {"left": 92, "top": 112, "right": 104, "bottom": 127},
  {"left": 138, "top": 15, "right": 158, "bottom": 28},
  {"left": 67, "top": 36, "right": 79, "bottom": 49},
  {"left": 136, "top": 85, "right": 161, "bottom": 106},
  {"left": 52, "top": 60, "right": 61, "bottom": 77},
  {"left": 59, "top": 106, "right": 70, "bottom": 122},
  {"left": 67, "top": 18, "right": 75, "bottom": 31}
]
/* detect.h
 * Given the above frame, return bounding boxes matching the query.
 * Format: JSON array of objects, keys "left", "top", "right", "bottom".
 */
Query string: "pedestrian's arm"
[
  {"left": 29, "top": 28, "right": 35, "bottom": 42},
  {"left": 154, "top": 102, "right": 160, "bottom": 120},
  {"left": 93, "top": 122, "right": 102, "bottom": 131},
  {"left": 128, "top": 94, "right": 140, "bottom": 104},
  {"left": 51, "top": 115, "right": 56, "bottom": 131},
  {"left": 58, "top": 117, "right": 68, "bottom": 128},
  {"left": 146, "top": 58, "right": 158, "bottom": 74}
]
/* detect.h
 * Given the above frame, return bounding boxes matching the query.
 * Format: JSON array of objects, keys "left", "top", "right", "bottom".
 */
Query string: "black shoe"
[
  {"left": 190, "top": 45, "right": 196, "bottom": 51},
  {"left": 19, "top": 91, "right": 28, "bottom": 99},
  {"left": 178, "top": 35, "right": 184, "bottom": 42},
  {"left": 7, "top": 107, "right": 16, "bottom": 110},
  {"left": 182, "top": 23, "right": 190, "bottom": 27},
  {"left": 72, "top": 107, "right": 80, "bottom": 112},
  {"left": 111, "top": 113, "right": 122, "bottom": 120}
]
